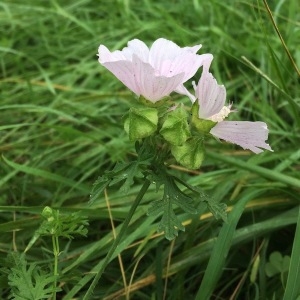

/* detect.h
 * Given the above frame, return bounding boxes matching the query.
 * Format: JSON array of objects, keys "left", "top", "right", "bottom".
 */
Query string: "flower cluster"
[{"left": 98, "top": 38, "right": 272, "bottom": 169}]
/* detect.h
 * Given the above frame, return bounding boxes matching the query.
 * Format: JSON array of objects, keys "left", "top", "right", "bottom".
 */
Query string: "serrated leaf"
[
  {"left": 148, "top": 171, "right": 197, "bottom": 239},
  {"left": 26, "top": 208, "right": 88, "bottom": 251},
  {"left": 7, "top": 252, "right": 59, "bottom": 300},
  {"left": 206, "top": 201, "right": 228, "bottom": 222},
  {"left": 147, "top": 200, "right": 166, "bottom": 216},
  {"left": 158, "top": 205, "right": 185, "bottom": 240},
  {"left": 119, "top": 162, "right": 145, "bottom": 193},
  {"left": 165, "top": 177, "right": 196, "bottom": 214},
  {"left": 90, "top": 142, "right": 154, "bottom": 200}
]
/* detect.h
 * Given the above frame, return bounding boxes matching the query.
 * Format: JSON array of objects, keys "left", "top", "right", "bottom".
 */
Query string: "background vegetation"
[{"left": 0, "top": 0, "right": 299, "bottom": 299}]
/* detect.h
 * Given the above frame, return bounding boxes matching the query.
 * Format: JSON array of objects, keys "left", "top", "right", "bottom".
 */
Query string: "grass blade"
[
  {"left": 195, "top": 189, "right": 263, "bottom": 300},
  {"left": 283, "top": 206, "right": 300, "bottom": 300}
]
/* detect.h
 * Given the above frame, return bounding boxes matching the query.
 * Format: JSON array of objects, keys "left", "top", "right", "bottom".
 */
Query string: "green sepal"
[
  {"left": 124, "top": 107, "right": 158, "bottom": 141},
  {"left": 191, "top": 101, "right": 216, "bottom": 133},
  {"left": 138, "top": 95, "right": 171, "bottom": 108},
  {"left": 171, "top": 137, "right": 205, "bottom": 169},
  {"left": 160, "top": 104, "right": 190, "bottom": 145}
]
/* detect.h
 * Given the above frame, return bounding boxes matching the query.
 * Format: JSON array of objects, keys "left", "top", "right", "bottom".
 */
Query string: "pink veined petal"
[
  {"left": 149, "top": 38, "right": 182, "bottom": 68},
  {"left": 195, "top": 71, "right": 226, "bottom": 119},
  {"left": 132, "top": 54, "right": 185, "bottom": 102},
  {"left": 210, "top": 121, "right": 273, "bottom": 154},
  {"left": 175, "top": 84, "right": 196, "bottom": 102},
  {"left": 98, "top": 39, "right": 213, "bottom": 102},
  {"left": 149, "top": 38, "right": 203, "bottom": 71},
  {"left": 100, "top": 60, "right": 141, "bottom": 95},
  {"left": 182, "top": 44, "right": 202, "bottom": 54},
  {"left": 122, "top": 39, "right": 150, "bottom": 62},
  {"left": 98, "top": 45, "right": 126, "bottom": 63},
  {"left": 160, "top": 53, "right": 214, "bottom": 82},
  {"left": 201, "top": 54, "right": 214, "bottom": 72},
  {"left": 158, "top": 53, "right": 198, "bottom": 78}
]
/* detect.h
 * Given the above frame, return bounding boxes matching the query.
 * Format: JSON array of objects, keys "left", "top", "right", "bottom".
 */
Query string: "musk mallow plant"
[
  {"left": 94, "top": 37, "right": 273, "bottom": 237},
  {"left": 84, "top": 37, "right": 272, "bottom": 298},
  {"left": 84, "top": 37, "right": 274, "bottom": 298}
]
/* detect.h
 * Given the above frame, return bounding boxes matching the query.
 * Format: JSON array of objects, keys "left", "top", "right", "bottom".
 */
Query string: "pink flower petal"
[
  {"left": 210, "top": 121, "right": 273, "bottom": 153},
  {"left": 195, "top": 71, "right": 226, "bottom": 119},
  {"left": 149, "top": 38, "right": 192, "bottom": 66},
  {"left": 131, "top": 55, "right": 185, "bottom": 101},
  {"left": 175, "top": 84, "right": 196, "bottom": 102},
  {"left": 98, "top": 45, "right": 126, "bottom": 62},
  {"left": 100, "top": 60, "right": 140, "bottom": 95},
  {"left": 149, "top": 38, "right": 206, "bottom": 81},
  {"left": 122, "top": 39, "right": 150, "bottom": 62},
  {"left": 98, "top": 38, "right": 213, "bottom": 102}
]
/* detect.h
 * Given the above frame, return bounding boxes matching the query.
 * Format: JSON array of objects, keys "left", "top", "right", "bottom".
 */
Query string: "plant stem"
[
  {"left": 52, "top": 235, "right": 59, "bottom": 300},
  {"left": 83, "top": 179, "right": 151, "bottom": 300}
]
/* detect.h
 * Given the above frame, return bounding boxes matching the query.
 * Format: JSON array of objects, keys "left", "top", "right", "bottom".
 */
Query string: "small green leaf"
[
  {"left": 265, "top": 251, "right": 291, "bottom": 277},
  {"left": 138, "top": 95, "right": 171, "bottom": 107}
]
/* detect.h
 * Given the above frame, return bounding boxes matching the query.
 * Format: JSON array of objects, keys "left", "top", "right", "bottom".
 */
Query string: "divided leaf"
[
  {"left": 148, "top": 172, "right": 197, "bottom": 240},
  {"left": 90, "top": 141, "right": 154, "bottom": 203},
  {"left": 5, "top": 252, "right": 59, "bottom": 300},
  {"left": 26, "top": 207, "right": 88, "bottom": 252},
  {"left": 206, "top": 201, "right": 228, "bottom": 222},
  {"left": 174, "top": 177, "right": 227, "bottom": 222}
]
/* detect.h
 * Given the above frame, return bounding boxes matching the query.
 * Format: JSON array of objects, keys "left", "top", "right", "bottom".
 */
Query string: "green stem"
[
  {"left": 52, "top": 235, "right": 59, "bottom": 300},
  {"left": 83, "top": 179, "right": 151, "bottom": 300}
]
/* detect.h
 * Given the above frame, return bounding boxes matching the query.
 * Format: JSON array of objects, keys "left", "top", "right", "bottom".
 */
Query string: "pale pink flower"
[
  {"left": 98, "top": 38, "right": 213, "bottom": 102},
  {"left": 194, "top": 71, "right": 272, "bottom": 153}
]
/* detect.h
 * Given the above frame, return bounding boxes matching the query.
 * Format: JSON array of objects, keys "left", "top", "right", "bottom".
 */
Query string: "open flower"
[
  {"left": 98, "top": 38, "right": 212, "bottom": 102},
  {"left": 193, "top": 71, "right": 272, "bottom": 153}
]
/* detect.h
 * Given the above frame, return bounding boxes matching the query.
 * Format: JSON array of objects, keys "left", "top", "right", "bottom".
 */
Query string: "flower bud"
[
  {"left": 160, "top": 104, "right": 190, "bottom": 145},
  {"left": 124, "top": 107, "right": 158, "bottom": 141},
  {"left": 171, "top": 137, "right": 205, "bottom": 169}
]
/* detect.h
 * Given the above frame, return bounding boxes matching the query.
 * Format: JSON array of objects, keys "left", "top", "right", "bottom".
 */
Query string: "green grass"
[{"left": 1, "top": 0, "right": 299, "bottom": 299}]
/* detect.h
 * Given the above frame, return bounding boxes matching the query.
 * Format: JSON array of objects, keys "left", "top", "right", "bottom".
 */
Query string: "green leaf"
[
  {"left": 5, "top": 252, "right": 59, "bottom": 300},
  {"left": 174, "top": 176, "right": 227, "bottom": 222},
  {"left": 148, "top": 171, "right": 198, "bottom": 240},
  {"left": 90, "top": 141, "right": 154, "bottom": 202},
  {"left": 26, "top": 207, "right": 88, "bottom": 252},
  {"left": 265, "top": 251, "right": 291, "bottom": 278},
  {"left": 206, "top": 201, "right": 228, "bottom": 222}
]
